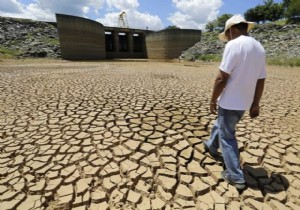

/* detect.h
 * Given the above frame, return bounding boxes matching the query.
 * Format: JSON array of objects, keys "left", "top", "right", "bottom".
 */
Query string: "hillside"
[
  {"left": 0, "top": 16, "right": 60, "bottom": 59},
  {"left": 0, "top": 16, "right": 300, "bottom": 63},
  {"left": 181, "top": 23, "right": 300, "bottom": 63}
]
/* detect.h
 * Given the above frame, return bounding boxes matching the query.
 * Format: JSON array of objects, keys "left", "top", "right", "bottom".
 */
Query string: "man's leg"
[
  {"left": 204, "top": 120, "right": 220, "bottom": 155},
  {"left": 218, "top": 107, "right": 245, "bottom": 184}
]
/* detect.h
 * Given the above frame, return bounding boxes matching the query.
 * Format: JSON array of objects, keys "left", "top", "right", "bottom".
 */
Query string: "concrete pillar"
[
  {"left": 114, "top": 30, "right": 119, "bottom": 52},
  {"left": 128, "top": 32, "right": 134, "bottom": 53}
]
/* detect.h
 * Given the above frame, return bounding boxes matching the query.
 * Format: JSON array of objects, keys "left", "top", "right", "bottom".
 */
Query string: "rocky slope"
[
  {"left": 0, "top": 16, "right": 60, "bottom": 58},
  {"left": 181, "top": 23, "right": 300, "bottom": 61}
]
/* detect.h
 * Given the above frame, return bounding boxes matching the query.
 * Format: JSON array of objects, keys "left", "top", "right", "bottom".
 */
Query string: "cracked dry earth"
[{"left": 0, "top": 60, "right": 299, "bottom": 210}]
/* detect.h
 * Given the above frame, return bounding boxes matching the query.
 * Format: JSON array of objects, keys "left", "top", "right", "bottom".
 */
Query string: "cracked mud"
[{"left": 0, "top": 60, "right": 299, "bottom": 210}]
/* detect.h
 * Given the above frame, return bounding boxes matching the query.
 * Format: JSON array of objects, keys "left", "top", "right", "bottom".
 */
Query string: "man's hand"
[
  {"left": 250, "top": 79, "right": 265, "bottom": 119},
  {"left": 210, "top": 70, "right": 229, "bottom": 115},
  {"left": 250, "top": 104, "right": 259, "bottom": 118},
  {"left": 210, "top": 102, "right": 217, "bottom": 115}
]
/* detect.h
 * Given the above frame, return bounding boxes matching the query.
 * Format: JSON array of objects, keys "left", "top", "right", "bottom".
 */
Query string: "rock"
[
  {"left": 0, "top": 16, "right": 60, "bottom": 58},
  {"left": 181, "top": 23, "right": 300, "bottom": 61}
]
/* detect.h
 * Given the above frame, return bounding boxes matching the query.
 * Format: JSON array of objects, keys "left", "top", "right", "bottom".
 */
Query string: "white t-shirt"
[{"left": 218, "top": 35, "right": 266, "bottom": 110}]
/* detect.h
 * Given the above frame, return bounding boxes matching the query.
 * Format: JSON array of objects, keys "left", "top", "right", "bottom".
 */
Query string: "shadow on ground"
[{"left": 244, "top": 165, "right": 289, "bottom": 198}]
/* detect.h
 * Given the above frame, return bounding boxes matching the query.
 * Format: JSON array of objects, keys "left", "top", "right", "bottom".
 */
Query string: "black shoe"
[
  {"left": 203, "top": 141, "right": 224, "bottom": 162},
  {"left": 221, "top": 171, "right": 246, "bottom": 191}
]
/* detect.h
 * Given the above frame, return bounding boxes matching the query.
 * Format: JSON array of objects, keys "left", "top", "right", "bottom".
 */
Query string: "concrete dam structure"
[{"left": 56, "top": 14, "right": 201, "bottom": 60}]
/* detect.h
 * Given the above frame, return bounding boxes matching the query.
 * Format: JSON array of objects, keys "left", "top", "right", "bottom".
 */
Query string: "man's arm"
[
  {"left": 250, "top": 78, "right": 265, "bottom": 118},
  {"left": 210, "top": 70, "right": 230, "bottom": 114}
]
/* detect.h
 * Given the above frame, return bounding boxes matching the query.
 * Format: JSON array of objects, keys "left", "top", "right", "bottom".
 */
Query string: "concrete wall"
[
  {"left": 104, "top": 27, "right": 149, "bottom": 59},
  {"left": 56, "top": 14, "right": 202, "bottom": 60},
  {"left": 146, "top": 29, "right": 201, "bottom": 59},
  {"left": 56, "top": 14, "right": 106, "bottom": 60}
]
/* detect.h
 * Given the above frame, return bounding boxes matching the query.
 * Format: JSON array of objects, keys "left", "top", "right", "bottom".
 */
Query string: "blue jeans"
[{"left": 205, "top": 107, "right": 245, "bottom": 183}]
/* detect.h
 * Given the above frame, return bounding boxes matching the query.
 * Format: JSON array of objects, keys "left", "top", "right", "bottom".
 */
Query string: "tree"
[
  {"left": 215, "top": 14, "right": 233, "bottom": 31},
  {"left": 245, "top": 6, "right": 265, "bottom": 23},
  {"left": 205, "top": 21, "right": 215, "bottom": 32},
  {"left": 266, "top": 1, "right": 284, "bottom": 21},
  {"left": 244, "top": 0, "right": 284, "bottom": 23},
  {"left": 284, "top": 0, "right": 300, "bottom": 22},
  {"left": 283, "top": 0, "right": 291, "bottom": 8},
  {"left": 164, "top": 25, "right": 180, "bottom": 30},
  {"left": 204, "top": 14, "right": 233, "bottom": 32}
]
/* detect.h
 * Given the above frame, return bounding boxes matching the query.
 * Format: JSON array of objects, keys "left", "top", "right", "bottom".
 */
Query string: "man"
[{"left": 203, "top": 14, "right": 266, "bottom": 190}]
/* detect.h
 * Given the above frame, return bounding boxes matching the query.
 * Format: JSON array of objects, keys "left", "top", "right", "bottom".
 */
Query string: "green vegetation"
[
  {"left": 274, "top": 19, "right": 288, "bottom": 25},
  {"left": 163, "top": 25, "right": 181, "bottom": 30},
  {"left": 200, "top": 1, "right": 300, "bottom": 67},
  {"left": 196, "top": 55, "right": 300, "bottom": 67},
  {"left": 0, "top": 47, "right": 20, "bottom": 58},
  {"left": 244, "top": 0, "right": 284, "bottom": 23},
  {"left": 44, "top": 38, "right": 59, "bottom": 45},
  {"left": 196, "top": 54, "right": 222, "bottom": 62},
  {"left": 284, "top": 0, "right": 300, "bottom": 23},
  {"left": 205, "top": 14, "right": 233, "bottom": 32},
  {"left": 244, "top": 0, "right": 300, "bottom": 23},
  {"left": 267, "top": 57, "right": 300, "bottom": 67},
  {"left": 206, "top": 0, "right": 299, "bottom": 31}
]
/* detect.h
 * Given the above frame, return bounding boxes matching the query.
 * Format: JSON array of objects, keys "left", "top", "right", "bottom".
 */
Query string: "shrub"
[
  {"left": 267, "top": 57, "right": 300, "bottom": 67},
  {"left": 196, "top": 54, "right": 222, "bottom": 62}
]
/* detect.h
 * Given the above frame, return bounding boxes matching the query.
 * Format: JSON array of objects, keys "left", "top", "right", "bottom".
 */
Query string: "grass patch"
[
  {"left": 0, "top": 47, "right": 20, "bottom": 58},
  {"left": 196, "top": 54, "right": 222, "bottom": 62},
  {"left": 44, "top": 38, "right": 59, "bottom": 45},
  {"left": 267, "top": 57, "right": 300, "bottom": 67},
  {"left": 196, "top": 54, "right": 300, "bottom": 67},
  {"left": 274, "top": 19, "right": 288, "bottom": 25}
]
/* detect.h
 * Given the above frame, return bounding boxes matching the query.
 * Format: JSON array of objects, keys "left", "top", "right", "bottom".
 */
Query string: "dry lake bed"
[{"left": 0, "top": 59, "right": 299, "bottom": 210}]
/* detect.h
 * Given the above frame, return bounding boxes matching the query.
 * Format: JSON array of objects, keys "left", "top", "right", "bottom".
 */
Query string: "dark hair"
[{"left": 232, "top": 22, "right": 248, "bottom": 32}]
